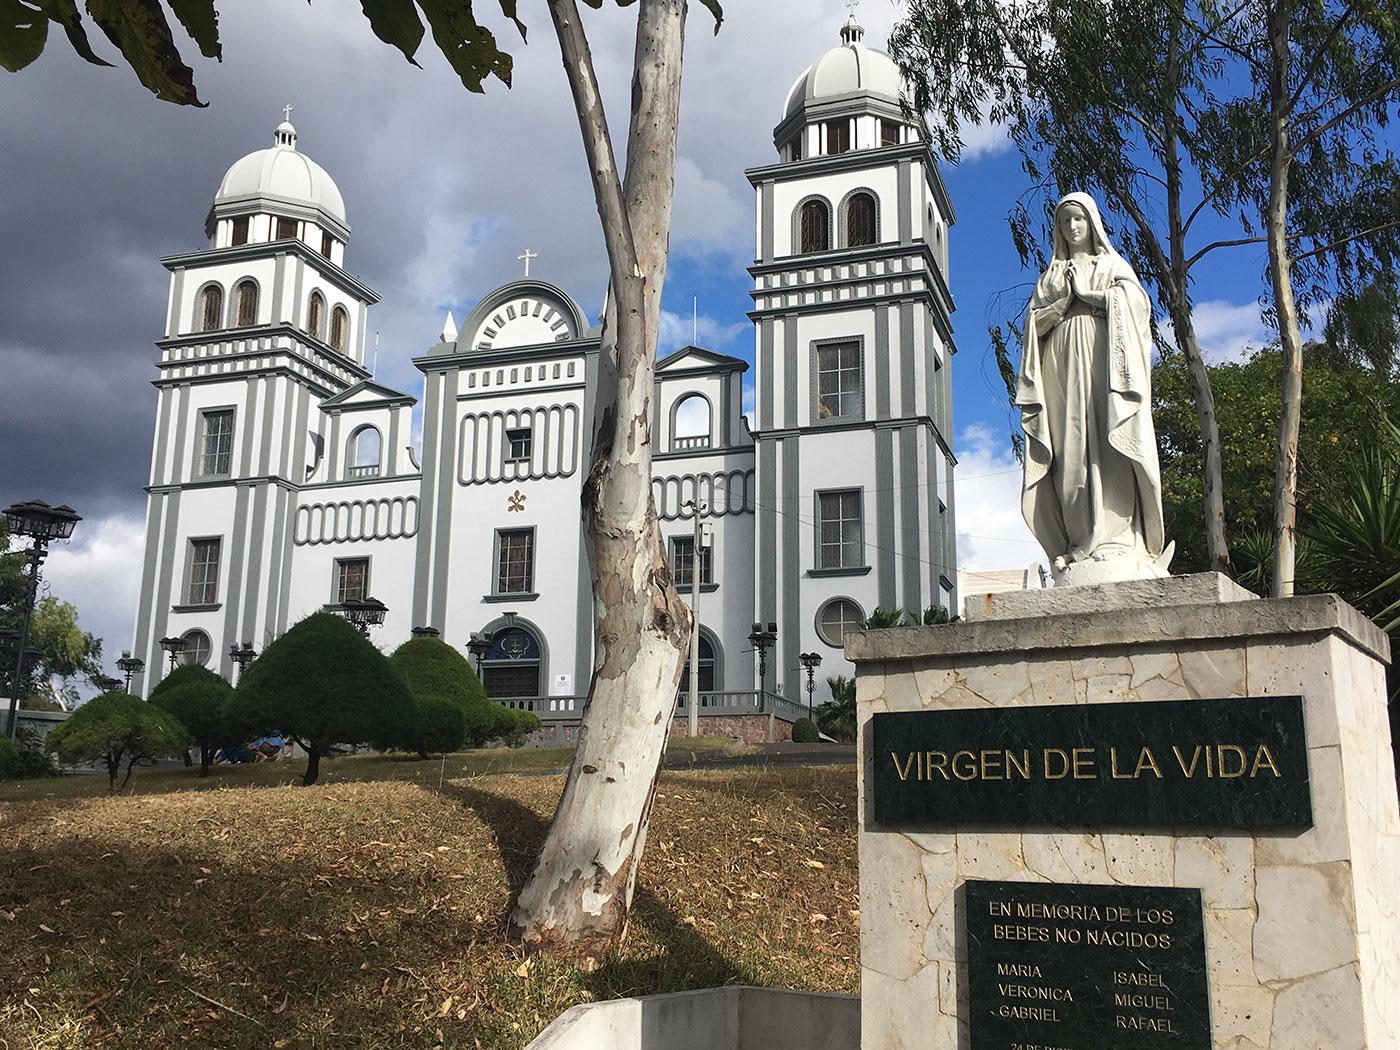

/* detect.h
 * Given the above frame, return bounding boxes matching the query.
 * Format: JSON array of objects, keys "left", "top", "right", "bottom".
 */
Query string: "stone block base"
[
  {"left": 669, "top": 714, "right": 792, "bottom": 744},
  {"left": 849, "top": 581, "right": 1400, "bottom": 1049}
]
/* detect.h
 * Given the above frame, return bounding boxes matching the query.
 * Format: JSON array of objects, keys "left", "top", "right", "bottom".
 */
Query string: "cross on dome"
[
  {"left": 283, "top": 103, "right": 294, "bottom": 122},
  {"left": 274, "top": 104, "right": 297, "bottom": 149},
  {"left": 840, "top": 0, "right": 865, "bottom": 44},
  {"left": 518, "top": 248, "right": 538, "bottom": 277}
]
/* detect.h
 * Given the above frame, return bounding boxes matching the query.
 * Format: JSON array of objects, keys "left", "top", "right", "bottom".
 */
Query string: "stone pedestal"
[{"left": 848, "top": 577, "right": 1400, "bottom": 1050}]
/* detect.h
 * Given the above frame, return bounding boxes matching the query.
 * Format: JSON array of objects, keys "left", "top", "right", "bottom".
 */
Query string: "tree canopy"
[
  {"left": 47, "top": 691, "right": 189, "bottom": 792},
  {"left": 149, "top": 663, "right": 232, "bottom": 775}
]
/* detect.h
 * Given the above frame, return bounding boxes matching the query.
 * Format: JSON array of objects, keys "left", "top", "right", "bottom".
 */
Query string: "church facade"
[{"left": 128, "top": 15, "right": 959, "bottom": 723}]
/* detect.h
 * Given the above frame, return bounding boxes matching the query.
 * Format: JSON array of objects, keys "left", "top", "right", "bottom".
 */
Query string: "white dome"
[
  {"left": 214, "top": 120, "right": 346, "bottom": 226},
  {"left": 783, "top": 17, "right": 906, "bottom": 120}
]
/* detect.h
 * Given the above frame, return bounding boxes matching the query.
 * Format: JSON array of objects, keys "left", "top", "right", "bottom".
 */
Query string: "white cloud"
[
  {"left": 953, "top": 422, "right": 1044, "bottom": 578},
  {"left": 1182, "top": 299, "right": 1269, "bottom": 364},
  {"left": 658, "top": 308, "right": 748, "bottom": 355},
  {"left": 40, "top": 511, "right": 147, "bottom": 688}
]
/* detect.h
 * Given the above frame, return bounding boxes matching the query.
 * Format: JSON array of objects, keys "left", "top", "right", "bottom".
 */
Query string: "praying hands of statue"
[{"left": 1066, "top": 261, "right": 1107, "bottom": 314}]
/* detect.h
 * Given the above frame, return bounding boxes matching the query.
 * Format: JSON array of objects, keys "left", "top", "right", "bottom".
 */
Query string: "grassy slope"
[{"left": 0, "top": 764, "right": 857, "bottom": 1049}]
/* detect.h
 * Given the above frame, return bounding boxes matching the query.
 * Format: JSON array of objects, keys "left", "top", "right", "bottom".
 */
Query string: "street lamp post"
[
  {"left": 96, "top": 674, "right": 122, "bottom": 694},
  {"left": 798, "top": 651, "right": 823, "bottom": 717},
  {"left": 116, "top": 651, "right": 145, "bottom": 693},
  {"left": 747, "top": 621, "right": 778, "bottom": 700},
  {"left": 467, "top": 630, "right": 494, "bottom": 678},
  {"left": 4, "top": 499, "right": 81, "bottom": 742},
  {"left": 229, "top": 641, "right": 256, "bottom": 680},
  {"left": 411, "top": 626, "right": 441, "bottom": 638},
  {"left": 159, "top": 635, "right": 186, "bottom": 671},
  {"left": 325, "top": 596, "right": 388, "bottom": 636}
]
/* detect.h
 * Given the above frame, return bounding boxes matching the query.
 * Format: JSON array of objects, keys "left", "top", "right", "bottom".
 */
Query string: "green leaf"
[
  {"left": 360, "top": 0, "right": 425, "bottom": 65},
  {"left": 85, "top": 0, "right": 203, "bottom": 104},
  {"left": 414, "top": 0, "right": 511, "bottom": 92},
  {"left": 0, "top": 0, "right": 49, "bottom": 72},
  {"left": 165, "top": 0, "right": 219, "bottom": 59},
  {"left": 34, "top": 0, "right": 110, "bottom": 65},
  {"left": 696, "top": 0, "right": 721, "bottom": 33},
  {"left": 496, "top": 0, "right": 525, "bottom": 41}
]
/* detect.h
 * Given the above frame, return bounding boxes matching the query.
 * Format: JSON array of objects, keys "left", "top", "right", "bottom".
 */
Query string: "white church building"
[{"left": 128, "top": 14, "right": 959, "bottom": 738}]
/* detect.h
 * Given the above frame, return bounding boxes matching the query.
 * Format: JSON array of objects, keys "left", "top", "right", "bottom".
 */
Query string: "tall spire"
[{"left": 274, "top": 105, "right": 297, "bottom": 150}]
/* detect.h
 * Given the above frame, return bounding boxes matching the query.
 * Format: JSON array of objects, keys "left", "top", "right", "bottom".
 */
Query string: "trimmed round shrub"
[
  {"left": 389, "top": 637, "right": 486, "bottom": 705},
  {"left": 225, "top": 612, "right": 414, "bottom": 786},
  {"left": 791, "top": 717, "right": 820, "bottom": 743},
  {"left": 47, "top": 692, "right": 189, "bottom": 792},
  {"left": 149, "top": 664, "right": 233, "bottom": 775},
  {"left": 413, "top": 694, "right": 468, "bottom": 756},
  {"left": 496, "top": 706, "right": 541, "bottom": 749}
]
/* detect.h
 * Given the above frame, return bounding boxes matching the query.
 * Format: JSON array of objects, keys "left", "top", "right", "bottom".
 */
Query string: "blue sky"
[{"left": 4, "top": 0, "right": 1382, "bottom": 669}]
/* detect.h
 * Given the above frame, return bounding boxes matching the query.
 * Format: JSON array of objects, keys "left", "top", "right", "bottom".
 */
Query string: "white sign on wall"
[{"left": 551, "top": 673, "right": 574, "bottom": 696}]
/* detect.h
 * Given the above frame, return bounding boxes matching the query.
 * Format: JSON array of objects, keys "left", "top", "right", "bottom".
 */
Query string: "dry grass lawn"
[{"left": 0, "top": 762, "right": 858, "bottom": 1049}]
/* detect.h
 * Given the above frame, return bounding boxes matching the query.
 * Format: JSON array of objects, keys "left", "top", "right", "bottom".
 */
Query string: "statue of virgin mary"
[{"left": 1017, "top": 192, "right": 1172, "bottom": 585}]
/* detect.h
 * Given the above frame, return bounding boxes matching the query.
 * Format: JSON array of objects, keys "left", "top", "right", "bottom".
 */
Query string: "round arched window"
[
  {"left": 234, "top": 280, "right": 258, "bottom": 327},
  {"left": 846, "top": 192, "right": 877, "bottom": 247},
  {"left": 482, "top": 625, "right": 542, "bottom": 698},
  {"left": 307, "top": 292, "right": 326, "bottom": 341},
  {"left": 180, "top": 629, "right": 212, "bottom": 668},
  {"left": 349, "top": 425, "right": 381, "bottom": 477},
  {"left": 815, "top": 598, "right": 865, "bottom": 647},
  {"left": 330, "top": 306, "right": 349, "bottom": 351},
  {"left": 199, "top": 285, "right": 224, "bottom": 333},
  {"left": 672, "top": 394, "right": 711, "bottom": 449},
  {"left": 800, "top": 198, "right": 831, "bottom": 253}
]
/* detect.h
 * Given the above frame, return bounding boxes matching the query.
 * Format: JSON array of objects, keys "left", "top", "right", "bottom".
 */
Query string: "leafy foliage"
[
  {"left": 225, "top": 613, "right": 413, "bottom": 785},
  {"left": 411, "top": 694, "right": 468, "bottom": 756},
  {"left": 149, "top": 663, "right": 231, "bottom": 775},
  {"left": 791, "top": 717, "right": 819, "bottom": 743},
  {"left": 46, "top": 691, "right": 189, "bottom": 791},
  {"left": 2, "top": 0, "right": 722, "bottom": 103},
  {"left": 862, "top": 605, "right": 958, "bottom": 629},
  {"left": 0, "top": 728, "right": 58, "bottom": 780},
  {"left": 815, "top": 674, "right": 856, "bottom": 743},
  {"left": 387, "top": 635, "right": 533, "bottom": 752}
]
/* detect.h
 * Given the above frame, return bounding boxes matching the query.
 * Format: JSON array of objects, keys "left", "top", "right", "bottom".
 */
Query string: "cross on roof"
[
  {"left": 845, "top": 0, "right": 859, "bottom": 14},
  {"left": 518, "top": 248, "right": 538, "bottom": 278},
  {"left": 282, "top": 103, "right": 294, "bottom": 122}
]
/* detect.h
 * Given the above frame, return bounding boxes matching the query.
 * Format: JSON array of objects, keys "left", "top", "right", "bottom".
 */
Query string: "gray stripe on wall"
[
  {"left": 220, "top": 484, "right": 251, "bottom": 677},
  {"left": 944, "top": 447, "right": 959, "bottom": 609},
  {"left": 875, "top": 428, "right": 896, "bottom": 608},
  {"left": 166, "top": 268, "right": 185, "bottom": 337},
  {"left": 874, "top": 306, "right": 891, "bottom": 419},
  {"left": 412, "top": 372, "right": 443, "bottom": 626},
  {"left": 387, "top": 407, "right": 401, "bottom": 476},
  {"left": 575, "top": 356, "right": 599, "bottom": 687},
  {"left": 720, "top": 374, "right": 733, "bottom": 445},
  {"left": 149, "top": 491, "right": 183, "bottom": 692},
  {"left": 290, "top": 257, "right": 305, "bottom": 328},
  {"left": 898, "top": 159, "right": 913, "bottom": 243},
  {"left": 151, "top": 387, "right": 174, "bottom": 486},
  {"left": 326, "top": 412, "right": 342, "bottom": 480},
  {"left": 276, "top": 485, "right": 297, "bottom": 634},
  {"left": 271, "top": 254, "right": 288, "bottom": 322},
  {"left": 290, "top": 384, "right": 311, "bottom": 482},
  {"left": 759, "top": 319, "right": 775, "bottom": 431},
  {"left": 783, "top": 315, "right": 798, "bottom": 428},
  {"left": 430, "top": 369, "right": 460, "bottom": 630},
  {"left": 240, "top": 483, "right": 269, "bottom": 644},
  {"left": 926, "top": 423, "right": 942, "bottom": 598},
  {"left": 757, "top": 438, "right": 778, "bottom": 636},
  {"left": 257, "top": 378, "right": 276, "bottom": 476},
  {"left": 899, "top": 303, "right": 916, "bottom": 416},
  {"left": 899, "top": 427, "right": 921, "bottom": 613},
  {"left": 780, "top": 437, "right": 800, "bottom": 699},
  {"left": 267, "top": 485, "right": 290, "bottom": 638},
  {"left": 239, "top": 379, "right": 258, "bottom": 476},
  {"left": 131, "top": 495, "right": 165, "bottom": 694},
  {"left": 170, "top": 386, "right": 191, "bottom": 483},
  {"left": 924, "top": 311, "right": 938, "bottom": 431},
  {"left": 760, "top": 180, "right": 775, "bottom": 263}
]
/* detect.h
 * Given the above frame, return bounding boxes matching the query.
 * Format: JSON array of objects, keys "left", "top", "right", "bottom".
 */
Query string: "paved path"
[{"left": 493, "top": 742, "right": 857, "bottom": 779}]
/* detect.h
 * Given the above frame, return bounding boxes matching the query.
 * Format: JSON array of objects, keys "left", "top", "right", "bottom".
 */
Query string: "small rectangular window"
[
  {"left": 335, "top": 557, "right": 369, "bottom": 603},
  {"left": 231, "top": 217, "right": 250, "bottom": 246},
  {"left": 276, "top": 217, "right": 298, "bottom": 241},
  {"left": 321, "top": 232, "right": 333, "bottom": 258},
  {"left": 817, "top": 490, "right": 863, "bottom": 569},
  {"left": 826, "top": 119, "right": 850, "bottom": 154},
  {"left": 815, "top": 341, "right": 863, "bottom": 421},
  {"left": 505, "top": 426, "right": 533, "bottom": 464},
  {"left": 880, "top": 119, "right": 901, "bottom": 147},
  {"left": 199, "top": 409, "right": 235, "bottom": 476},
  {"left": 187, "top": 538, "right": 222, "bottom": 605},
  {"left": 496, "top": 528, "right": 535, "bottom": 594},
  {"left": 669, "top": 536, "right": 713, "bottom": 588}
]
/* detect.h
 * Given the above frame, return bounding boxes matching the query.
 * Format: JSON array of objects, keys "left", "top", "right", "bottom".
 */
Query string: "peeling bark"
[{"left": 511, "top": 0, "right": 693, "bottom": 952}]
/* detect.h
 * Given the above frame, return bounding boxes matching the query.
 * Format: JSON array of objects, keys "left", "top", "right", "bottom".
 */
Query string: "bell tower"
[{"left": 745, "top": 12, "right": 958, "bottom": 696}]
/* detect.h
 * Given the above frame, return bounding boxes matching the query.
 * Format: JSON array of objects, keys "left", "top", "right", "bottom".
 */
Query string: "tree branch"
[
  {"left": 1286, "top": 0, "right": 1361, "bottom": 113},
  {"left": 1289, "top": 74, "right": 1400, "bottom": 158},
  {"left": 1185, "top": 234, "right": 1268, "bottom": 269},
  {"left": 1289, "top": 218, "right": 1400, "bottom": 264}
]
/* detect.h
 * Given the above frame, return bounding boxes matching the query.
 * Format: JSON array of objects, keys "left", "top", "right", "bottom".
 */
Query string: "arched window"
[
  {"left": 671, "top": 393, "right": 711, "bottom": 450},
  {"left": 348, "top": 425, "right": 381, "bottom": 478},
  {"left": 179, "top": 629, "right": 212, "bottom": 668},
  {"left": 482, "top": 625, "right": 542, "bottom": 698},
  {"left": 846, "top": 192, "right": 877, "bottom": 247},
  {"left": 816, "top": 597, "right": 865, "bottom": 647},
  {"left": 198, "top": 285, "right": 223, "bottom": 332},
  {"left": 307, "top": 292, "right": 326, "bottom": 341},
  {"left": 799, "top": 199, "right": 831, "bottom": 254},
  {"left": 679, "top": 632, "right": 717, "bottom": 693},
  {"left": 330, "top": 306, "right": 349, "bottom": 351},
  {"left": 234, "top": 280, "right": 258, "bottom": 327}
]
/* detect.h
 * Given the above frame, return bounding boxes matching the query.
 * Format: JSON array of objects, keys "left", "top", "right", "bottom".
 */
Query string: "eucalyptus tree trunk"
[
  {"left": 1265, "top": 0, "right": 1303, "bottom": 598},
  {"left": 511, "top": 0, "right": 693, "bottom": 953}
]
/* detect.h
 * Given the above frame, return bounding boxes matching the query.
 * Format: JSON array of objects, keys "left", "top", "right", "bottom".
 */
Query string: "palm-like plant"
[{"left": 815, "top": 674, "right": 857, "bottom": 743}]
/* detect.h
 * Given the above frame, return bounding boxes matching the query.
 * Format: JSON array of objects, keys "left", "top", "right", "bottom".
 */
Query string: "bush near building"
[
  {"left": 389, "top": 635, "right": 541, "bottom": 751},
  {"left": 46, "top": 692, "right": 189, "bottom": 792},
  {"left": 0, "top": 728, "right": 58, "bottom": 780},
  {"left": 791, "top": 717, "right": 820, "bottom": 743},
  {"left": 225, "top": 613, "right": 414, "bottom": 786},
  {"left": 149, "top": 664, "right": 234, "bottom": 776}
]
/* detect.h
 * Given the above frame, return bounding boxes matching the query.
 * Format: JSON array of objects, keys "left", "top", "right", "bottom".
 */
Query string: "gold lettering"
[
  {"left": 891, "top": 752, "right": 916, "bottom": 782},
  {"left": 1006, "top": 749, "right": 1032, "bottom": 780},
  {"left": 1044, "top": 748, "right": 1070, "bottom": 779},
  {"left": 981, "top": 749, "right": 1004, "bottom": 780},
  {"left": 926, "top": 751, "right": 949, "bottom": 781},
  {"left": 1172, "top": 744, "right": 1202, "bottom": 777},
  {"left": 1218, "top": 744, "right": 1248, "bottom": 778},
  {"left": 951, "top": 750, "right": 978, "bottom": 781},
  {"left": 1110, "top": 746, "right": 1133, "bottom": 779},
  {"left": 1072, "top": 746, "right": 1097, "bottom": 780},
  {"left": 1135, "top": 746, "right": 1163, "bottom": 779},
  {"left": 1251, "top": 743, "right": 1282, "bottom": 778}
]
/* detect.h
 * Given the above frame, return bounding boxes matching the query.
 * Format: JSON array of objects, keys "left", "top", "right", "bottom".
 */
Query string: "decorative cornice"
[{"left": 160, "top": 241, "right": 380, "bottom": 305}]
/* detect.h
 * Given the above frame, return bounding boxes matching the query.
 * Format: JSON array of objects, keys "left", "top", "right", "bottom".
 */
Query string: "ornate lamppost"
[
  {"left": 798, "top": 651, "right": 823, "bottom": 716},
  {"left": 117, "top": 651, "right": 145, "bottom": 693},
  {"left": 159, "top": 635, "right": 186, "bottom": 671},
  {"left": 748, "top": 621, "right": 778, "bottom": 700},
  {"left": 325, "top": 596, "right": 388, "bottom": 636},
  {"left": 411, "top": 626, "right": 441, "bottom": 638},
  {"left": 467, "top": 630, "right": 494, "bottom": 677},
  {"left": 4, "top": 499, "right": 81, "bottom": 742},
  {"left": 95, "top": 674, "right": 122, "bottom": 694},
  {"left": 229, "top": 641, "right": 256, "bottom": 680}
]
